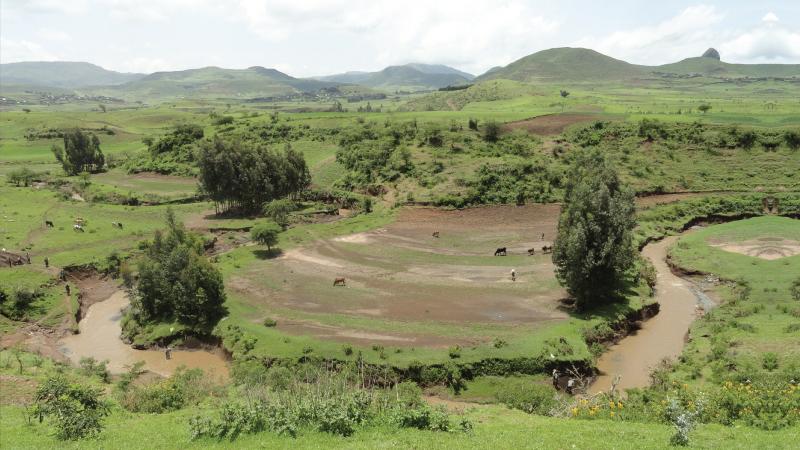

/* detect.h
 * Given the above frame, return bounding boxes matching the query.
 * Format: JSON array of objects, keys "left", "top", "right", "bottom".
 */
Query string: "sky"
[{"left": 1, "top": 0, "right": 799, "bottom": 77}]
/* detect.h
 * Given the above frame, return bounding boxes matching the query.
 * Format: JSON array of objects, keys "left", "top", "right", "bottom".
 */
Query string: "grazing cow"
[
  {"left": 494, "top": 247, "right": 507, "bottom": 256},
  {"left": 527, "top": 248, "right": 536, "bottom": 256},
  {"left": 333, "top": 277, "right": 346, "bottom": 287},
  {"left": 542, "top": 245, "right": 553, "bottom": 254},
  {"left": 112, "top": 221, "right": 123, "bottom": 229},
  {"left": 432, "top": 231, "right": 440, "bottom": 238},
  {"left": 73, "top": 224, "right": 84, "bottom": 232},
  {"left": 45, "top": 220, "right": 54, "bottom": 228}
]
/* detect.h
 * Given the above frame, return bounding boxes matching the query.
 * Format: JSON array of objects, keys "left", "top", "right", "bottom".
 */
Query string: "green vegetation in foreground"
[{"left": 2, "top": 350, "right": 799, "bottom": 450}]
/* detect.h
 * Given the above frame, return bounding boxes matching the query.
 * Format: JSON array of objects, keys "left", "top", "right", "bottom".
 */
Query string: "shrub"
[
  {"left": 762, "top": 353, "right": 779, "bottom": 371},
  {"left": 496, "top": 383, "right": 557, "bottom": 415},
  {"left": 392, "top": 404, "right": 451, "bottom": 431},
  {"left": 79, "top": 357, "right": 110, "bottom": 383},
  {"left": 265, "top": 366, "right": 293, "bottom": 391},
  {"left": 262, "top": 317, "right": 277, "bottom": 327},
  {"left": 31, "top": 376, "right": 109, "bottom": 440},
  {"left": 448, "top": 345, "right": 461, "bottom": 359}
]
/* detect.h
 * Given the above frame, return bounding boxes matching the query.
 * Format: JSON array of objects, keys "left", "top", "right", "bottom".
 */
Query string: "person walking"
[
  {"left": 65, "top": 283, "right": 71, "bottom": 296},
  {"left": 511, "top": 268, "right": 516, "bottom": 282},
  {"left": 44, "top": 257, "right": 49, "bottom": 268},
  {"left": 552, "top": 369, "right": 560, "bottom": 389}
]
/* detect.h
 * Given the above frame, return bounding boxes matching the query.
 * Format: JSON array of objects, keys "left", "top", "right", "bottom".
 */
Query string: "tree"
[
  {"left": 32, "top": 375, "right": 109, "bottom": 440},
  {"left": 552, "top": 149, "right": 636, "bottom": 309},
  {"left": 98, "top": 104, "right": 106, "bottom": 113},
  {"left": 263, "top": 198, "right": 294, "bottom": 229},
  {"left": 7, "top": 167, "right": 35, "bottom": 186},
  {"left": 197, "top": 137, "right": 310, "bottom": 214},
  {"left": 251, "top": 221, "right": 281, "bottom": 251},
  {"left": 698, "top": 104, "right": 712, "bottom": 114},
  {"left": 483, "top": 121, "right": 501, "bottom": 143},
  {"left": 130, "top": 209, "right": 226, "bottom": 331},
  {"left": 51, "top": 129, "right": 105, "bottom": 175}
]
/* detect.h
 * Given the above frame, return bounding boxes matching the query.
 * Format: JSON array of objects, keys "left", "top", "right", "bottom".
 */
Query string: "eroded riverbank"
[
  {"left": 59, "top": 291, "right": 229, "bottom": 379},
  {"left": 591, "top": 236, "right": 700, "bottom": 394}
]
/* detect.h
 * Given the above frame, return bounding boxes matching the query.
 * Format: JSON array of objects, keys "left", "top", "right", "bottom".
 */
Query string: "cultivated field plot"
[{"left": 218, "top": 204, "right": 629, "bottom": 365}]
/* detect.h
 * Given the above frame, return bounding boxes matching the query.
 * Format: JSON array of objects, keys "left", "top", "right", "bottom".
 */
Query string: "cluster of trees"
[
  {"left": 129, "top": 210, "right": 227, "bottom": 331},
  {"left": 6, "top": 167, "right": 38, "bottom": 186},
  {"left": 51, "top": 129, "right": 105, "bottom": 175},
  {"left": 553, "top": 149, "right": 637, "bottom": 309},
  {"left": 197, "top": 138, "right": 310, "bottom": 214}
]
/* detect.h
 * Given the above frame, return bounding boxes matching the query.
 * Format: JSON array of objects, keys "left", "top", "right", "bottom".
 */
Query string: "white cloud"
[
  {"left": 115, "top": 57, "right": 173, "bottom": 73},
  {"left": 762, "top": 12, "right": 779, "bottom": 24},
  {"left": 229, "top": 0, "right": 559, "bottom": 74},
  {"left": 0, "top": 38, "right": 60, "bottom": 62},
  {"left": 573, "top": 5, "right": 724, "bottom": 65},
  {"left": 38, "top": 29, "right": 72, "bottom": 41},
  {"left": 720, "top": 22, "right": 800, "bottom": 64}
]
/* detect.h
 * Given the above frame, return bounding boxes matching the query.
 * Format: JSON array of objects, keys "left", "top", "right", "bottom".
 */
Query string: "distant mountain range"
[
  {"left": 0, "top": 61, "right": 144, "bottom": 88},
  {"left": 2, "top": 48, "right": 798, "bottom": 101},
  {"left": 477, "top": 47, "right": 800, "bottom": 82},
  {"left": 314, "top": 63, "right": 474, "bottom": 90}
]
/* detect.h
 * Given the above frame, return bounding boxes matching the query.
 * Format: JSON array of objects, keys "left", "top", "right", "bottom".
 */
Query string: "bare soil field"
[
  {"left": 709, "top": 237, "right": 800, "bottom": 260},
  {"left": 503, "top": 113, "right": 606, "bottom": 136},
  {"left": 230, "top": 204, "right": 569, "bottom": 347}
]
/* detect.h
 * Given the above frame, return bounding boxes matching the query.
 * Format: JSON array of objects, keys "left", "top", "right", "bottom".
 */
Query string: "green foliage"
[
  {"left": 31, "top": 375, "right": 109, "bottom": 440},
  {"left": 553, "top": 149, "right": 636, "bottom": 308},
  {"left": 496, "top": 383, "right": 558, "bottom": 415},
  {"left": 78, "top": 357, "right": 110, "bottom": 383},
  {"left": 6, "top": 167, "right": 37, "bottom": 186},
  {"left": 263, "top": 199, "right": 296, "bottom": 229},
  {"left": 198, "top": 137, "right": 310, "bottom": 214},
  {"left": 118, "top": 368, "right": 211, "bottom": 414},
  {"left": 791, "top": 277, "right": 800, "bottom": 301},
  {"left": 51, "top": 128, "right": 105, "bottom": 175},
  {"left": 482, "top": 121, "right": 500, "bottom": 142},
  {"left": 250, "top": 221, "right": 281, "bottom": 251},
  {"left": 128, "top": 209, "right": 226, "bottom": 334}
]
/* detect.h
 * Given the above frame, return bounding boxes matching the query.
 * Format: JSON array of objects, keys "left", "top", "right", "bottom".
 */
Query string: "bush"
[
  {"left": 79, "top": 357, "right": 110, "bottom": 383},
  {"left": 32, "top": 376, "right": 109, "bottom": 440},
  {"left": 118, "top": 368, "right": 210, "bottom": 413},
  {"left": 496, "top": 383, "right": 557, "bottom": 415},
  {"left": 392, "top": 404, "right": 451, "bottom": 431},
  {"left": 265, "top": 366, "right": 293, "bottom": 391},
  {"left": 262, "top": 317, "right": 277, "bottom": 327}
]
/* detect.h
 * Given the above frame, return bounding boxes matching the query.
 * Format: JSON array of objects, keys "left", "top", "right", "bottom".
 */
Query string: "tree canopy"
[
  {"left": 130, "top": 209, "right": 227, "bottom": 330},
  {"left": 51, "top": 128, "right": 105, "bottom": 175},
  {"left": 552, "top": 149, "right": 636, "bottom": 309},
  {"left": 250, "top": 221, "right": 281, "bottom": 251},
  {"left": 198, "top": 138, "right": 310, "bottom": 214}
]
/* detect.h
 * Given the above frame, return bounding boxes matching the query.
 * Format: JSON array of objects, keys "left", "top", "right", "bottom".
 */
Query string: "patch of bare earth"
[
  {"left": 503, "top": 113, "right": 605, "bottom": 136},
  {"left": 709, "top": 237, "right": 800, "bottom": 260}
]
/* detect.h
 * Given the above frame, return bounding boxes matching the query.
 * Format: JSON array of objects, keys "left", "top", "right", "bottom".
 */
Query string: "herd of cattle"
[
  {"left": 43, "top": 218, "right": 124, "bottom": 233},
  {"left": 332, "top": 230, "right": 553, "bottom": 286}
]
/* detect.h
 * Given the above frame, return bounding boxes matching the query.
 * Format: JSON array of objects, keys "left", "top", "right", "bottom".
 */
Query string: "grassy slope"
[
  {"left": 668, "top": 217, "right": 800, "bottom": 379},
  {"left": 2, "top": 403, "right": 798, "bottom": 450}
]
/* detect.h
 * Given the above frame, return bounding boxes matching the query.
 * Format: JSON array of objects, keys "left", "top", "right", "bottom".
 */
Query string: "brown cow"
[
  {"left": 333, "top": 277, "right": 346, "bottom": 287},
  {"left": 432, "top": 231, "right": 440, "bottom": 238},
  {"left": 527, "top": 248, "right": 536, "bottom": 256},
  {"left": 542, "top": 245, "right": 553, "bottom": 254}
]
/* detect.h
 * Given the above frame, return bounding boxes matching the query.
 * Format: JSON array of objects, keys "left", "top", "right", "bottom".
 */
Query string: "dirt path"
[{"left": 591, "top": 236, "right": 699, "bottom": 394}]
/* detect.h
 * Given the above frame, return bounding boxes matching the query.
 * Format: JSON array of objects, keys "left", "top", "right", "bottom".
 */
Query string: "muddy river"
[
  {"left": 59, "top": 291, "right": 229, "bottom": 379},
  {"left": 591, "top": 236, "right": 700, "bottom": 394}
]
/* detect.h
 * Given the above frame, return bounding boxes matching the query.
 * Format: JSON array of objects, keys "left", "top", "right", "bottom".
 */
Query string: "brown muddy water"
[
  {"left": 591, "top": 236, "right": 700, "bottom": 394},
  {"left": 59, "top": 291, "right": 229, "bottom": 379}
]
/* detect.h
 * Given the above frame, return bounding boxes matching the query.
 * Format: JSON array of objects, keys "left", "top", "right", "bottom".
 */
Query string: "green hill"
[
  {"left": 317, "top": 63, "right": 473, "bottom": 91},
  {"left": 96, "top": 66, "right": 339, "bottom": 100},
  {"left": 654, "top": 57, "right": 800, "bottom": 78},
  {"left": 476, "top": 47, "right": 646, "bottom": 82},
  {"left": 478, "top": 47, "right": 800, "bottom": 83},
  {"left": 0, "top": 61, "right": 144, "bottom": 88}
]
